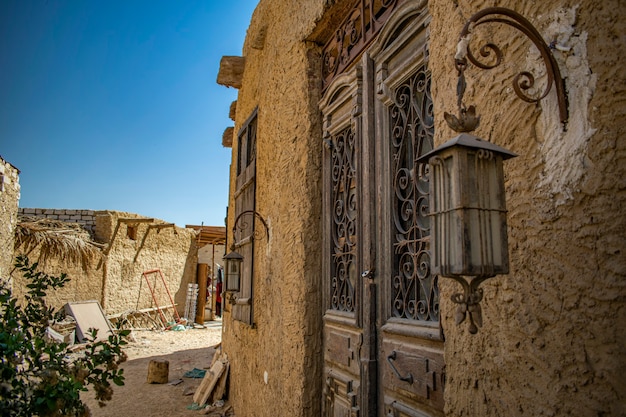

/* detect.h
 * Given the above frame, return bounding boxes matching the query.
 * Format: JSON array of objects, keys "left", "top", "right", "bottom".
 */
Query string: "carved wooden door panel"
[
  {"left": 320, "top": 65, "right": 367, "bottom": 417},
  {"left": 372, "top": 13, "right": 445, "bottom": 415},
  {"left": 320, "top": 4, "right": 444, "bottom": 417}
]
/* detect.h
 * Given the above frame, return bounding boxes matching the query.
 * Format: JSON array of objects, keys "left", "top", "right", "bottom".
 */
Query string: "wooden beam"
[{"left": 217, "top": 56, "right": 245, "bottom": 89}]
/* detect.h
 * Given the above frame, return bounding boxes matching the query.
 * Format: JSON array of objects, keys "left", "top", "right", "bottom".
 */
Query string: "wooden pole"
[
  {"left": 195, "top": 263, "right": 208, "bottom": 324},
  {"left": 211, "top": 243, "right": 216, "bottom": 320}
]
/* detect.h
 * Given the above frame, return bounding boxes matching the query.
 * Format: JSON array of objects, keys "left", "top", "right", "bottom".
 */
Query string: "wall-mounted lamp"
[
  {"left": 223, "top": 250, "right": 243, "bottom": 293},
  {"left": 222, "top": 209, "right": 269, "bottom": 300},
  {"left": 423, "top": 7, "right": 568, "bottom": 333},
  {"left": 419, "top": 134, "right": 516, "bottom": 333}
]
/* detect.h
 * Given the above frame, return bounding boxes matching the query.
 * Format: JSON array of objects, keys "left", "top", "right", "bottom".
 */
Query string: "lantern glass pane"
[{"left": 429, "top": 146, "right": 510, "bottom": 277}]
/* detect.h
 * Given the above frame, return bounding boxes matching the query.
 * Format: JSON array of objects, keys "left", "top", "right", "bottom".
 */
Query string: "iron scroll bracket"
[
  {"left": 231, "top": 210, "right": 269, "bottom": 250},
  {"left": 387, "top": 351, "right": 414, "bottom": 384},
  {"left": 445, "top": 7, "right": 569, "bottom": 133}
]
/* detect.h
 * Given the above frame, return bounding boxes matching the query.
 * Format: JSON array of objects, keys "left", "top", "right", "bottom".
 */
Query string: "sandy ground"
[{"left": 82, "top": 319, "right": 225, "bottom": 417}]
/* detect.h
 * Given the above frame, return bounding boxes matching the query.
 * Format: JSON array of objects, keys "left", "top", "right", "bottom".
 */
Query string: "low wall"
[
  {"left": 0, "top": 157, "right": 21, "bottom": 282},
  {"left": 19, "top": 208, "right": 97, "bottom": 236}
]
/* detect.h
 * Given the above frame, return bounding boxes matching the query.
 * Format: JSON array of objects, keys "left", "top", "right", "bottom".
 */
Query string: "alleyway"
[{"left": 82, "top": 320, "right": 226, "bottom": 417}]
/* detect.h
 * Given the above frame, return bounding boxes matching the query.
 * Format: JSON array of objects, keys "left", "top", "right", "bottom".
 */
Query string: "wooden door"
[{"left": 321, "top": 4, "right": 444, "bottom": 417}]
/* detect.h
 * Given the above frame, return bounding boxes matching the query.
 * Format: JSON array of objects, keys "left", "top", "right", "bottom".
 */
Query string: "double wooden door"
[{"left": 320, "top": 6, "right": 444, "bottom": 417}]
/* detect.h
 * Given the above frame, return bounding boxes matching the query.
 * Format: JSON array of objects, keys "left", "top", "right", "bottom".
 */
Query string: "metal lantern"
[
  {"left": 419, "top": 133, "right": 517, "bottom": 333},
  {"left": 223, "top": 251, "right": 243, "bottom": 292}
]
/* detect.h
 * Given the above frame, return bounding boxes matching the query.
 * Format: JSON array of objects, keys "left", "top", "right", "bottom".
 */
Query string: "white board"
[{"left": 64, "top": 300, "right": 114, "bottom": 343}]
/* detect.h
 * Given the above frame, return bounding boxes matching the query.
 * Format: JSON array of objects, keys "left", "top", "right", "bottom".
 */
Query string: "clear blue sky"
[{"left": 0, "top": 0, "right": 258, "bottom": 227}]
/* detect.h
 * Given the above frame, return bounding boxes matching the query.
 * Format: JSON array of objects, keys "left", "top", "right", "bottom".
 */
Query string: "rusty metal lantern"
[
  {"left": 430, "top": 6, "right": 570, "bottom": 333},
  {"left": 419, "top": 133, "right": 517, "bottom": 333},
  {"left": 223, "top": 251, "right": 243, "bottom": 292}
]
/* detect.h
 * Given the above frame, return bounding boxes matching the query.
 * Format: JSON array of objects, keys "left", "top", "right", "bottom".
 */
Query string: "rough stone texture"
[
  {"left": 217, "top": 56, "right": 246, "bottom": 89},
  {"left": 222, "top": 0, "right": 625, "bottom": 416},
  {"left": 428, "top": 1, "right": 626, "bottom": 416},
  {"left": 11, "top": 210, "right": 198, "bottom": 318},
  {"left": 221, "top": 2, "right": 326, "bottom": 417},
  {"left": 0, "top": 157, "right": 20, "bottom": 285}
]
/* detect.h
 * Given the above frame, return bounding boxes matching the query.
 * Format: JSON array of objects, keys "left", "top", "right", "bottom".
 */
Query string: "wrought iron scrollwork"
[
  {"left": 231, "top": 210, "right": 269, "bottom": 249},
  {"left": 390, "top": 67, "right": 439, "bottom": 322},
  {"left": 321, "top": 0, "right": 400, "bottom": 90},
  {"left": 446, "top": 7, "right": 568, "bottom": 132},
  {"left": 330, "top": 126, "right": 357, "bottom": 313}
]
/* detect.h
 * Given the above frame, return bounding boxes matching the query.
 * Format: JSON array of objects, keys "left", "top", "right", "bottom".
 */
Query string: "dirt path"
[{"left": 82, "top": 320, "right": 224, "bottom": 417}]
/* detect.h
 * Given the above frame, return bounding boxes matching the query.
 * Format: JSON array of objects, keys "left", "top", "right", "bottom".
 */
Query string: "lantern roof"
[
  {"left": 418, "top": 133, "right": 518, "bottom": 163},
  {"left": 223, "top": 251, "right": 244, "bottom": 260}
]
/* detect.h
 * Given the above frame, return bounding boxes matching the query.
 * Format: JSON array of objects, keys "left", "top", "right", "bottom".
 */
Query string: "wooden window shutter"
[{"left": 232, "top": 108, "right": 258, "bottom": 325}]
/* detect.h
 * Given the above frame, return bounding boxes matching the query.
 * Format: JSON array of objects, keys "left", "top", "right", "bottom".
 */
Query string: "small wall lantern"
[
  {"left": 420, "top": 134, "right": 517, "bottom": 333},
  {"left": 430, "top": 7, "right": 569, "bottom": 333},
  {"left": 223, "top": 251, "right": 243, "bottom": 293}
]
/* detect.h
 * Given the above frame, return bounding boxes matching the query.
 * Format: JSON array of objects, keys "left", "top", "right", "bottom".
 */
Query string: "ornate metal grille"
[
  {"left": 330, "top": 126, "right": 357, "bottom": 312},
  {"left": 390, "top": 67, "right": 439, "bottom": 322},
  {"left": 322, "top": 0, "right": 402, "bottom": 90}
]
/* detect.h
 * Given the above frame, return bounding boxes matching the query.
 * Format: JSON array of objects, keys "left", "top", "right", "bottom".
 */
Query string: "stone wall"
[
  {"left": 222, "top": 0, "right": 625, "bottom": 416},
  {"left": 0, "top": 157, "right": 20, "bottom": 284},
  {"left": 19, "top": 208, "right": 97, "bottom": 235}
]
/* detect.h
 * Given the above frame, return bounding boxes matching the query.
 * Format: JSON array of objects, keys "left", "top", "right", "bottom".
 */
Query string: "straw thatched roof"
[{"left": 14, "top": 217, "right": 104, "bottom": 270}]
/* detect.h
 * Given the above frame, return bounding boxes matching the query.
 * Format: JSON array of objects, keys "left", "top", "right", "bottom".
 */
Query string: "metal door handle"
[{"left": 387, "top": 351, "right": 413, "bottom": 384}]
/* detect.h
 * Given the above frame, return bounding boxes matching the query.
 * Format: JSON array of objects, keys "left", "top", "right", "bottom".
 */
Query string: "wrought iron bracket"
[
  {"left": 231, "top": 210, "right": 269, "bottom": 250},
  {"left": 448, "top": 275, "right": 492, "bottom": 334},
  {"left": 445, "top": 7, "right": 569, "bottom": 133}
]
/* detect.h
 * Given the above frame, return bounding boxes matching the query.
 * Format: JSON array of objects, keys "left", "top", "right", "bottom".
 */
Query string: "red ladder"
[{"left": 142, "top": 269, "right": 181, "bottom": 326}]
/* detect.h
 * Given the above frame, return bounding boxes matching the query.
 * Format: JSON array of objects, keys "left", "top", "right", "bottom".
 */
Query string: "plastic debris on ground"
[{"left": 183, "top": 368, "right": 207, "bottom": 378}]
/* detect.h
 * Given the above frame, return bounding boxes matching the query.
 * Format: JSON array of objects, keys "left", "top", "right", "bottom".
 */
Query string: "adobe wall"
[
  {"left": 222, "top": 1, "right": 326, "bottom": 416},
  {"left": 0, "top": 157, "right": 20, "bottom": 284},
  {"left": 94, "top": 211, "right": 198, "bottom": 316},
  {"left": 11, "top": 210, "right": 198, "bottom": 319},
  {"left": 198, "top": 243, "right": 225, "bottom": 269},
  {"left": 224, "top": 0, "right": 624, "bottom": 416},
  {"left": 428, "top": 1, "right": 626, "bottom": 415}
]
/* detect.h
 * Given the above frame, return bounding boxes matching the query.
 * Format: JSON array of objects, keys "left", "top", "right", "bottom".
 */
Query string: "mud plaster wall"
[
  {"left": 95, "top": 211, "right": 198, "bottom": 316},
  {"left": 221, "top": 1, "right": 326, "bottom": 416},
  {"left": 11, "top": 210, "right": 198, "bottom": 318},
  {"left": 428, "top": 1, "right": 626, "bottom": 416},
  {"left": 198, "top": 244, "right": 225, "bottom": 270},
  {"left": 0, "top": 158, "right": 20, "bottom": 285},
  {"left": 224, "top": 0, "right": 625, "bottom": 416}
]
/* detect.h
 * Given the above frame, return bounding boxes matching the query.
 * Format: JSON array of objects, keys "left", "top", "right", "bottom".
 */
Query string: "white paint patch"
[
  {"left": 264, "top": 370, "right": 269, "bottom": 384},
  {"left": 535, "top": 7, "right": 597, "bottom": 205}
]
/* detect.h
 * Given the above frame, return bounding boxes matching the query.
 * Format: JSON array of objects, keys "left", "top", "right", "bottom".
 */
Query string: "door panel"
[
  {"left": 321, "top": 66, "right": 365, "bottom": 417},
  {"left": 321, "top": 4, "right": 443, "bottom": 417},
  {"left": 374, "top": 9, "right": 444, "bottom": 415}
]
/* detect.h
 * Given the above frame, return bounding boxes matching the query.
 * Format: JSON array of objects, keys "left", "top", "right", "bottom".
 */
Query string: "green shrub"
[{"left": 0, "top": 255, "right": 129, "bottom": 417}]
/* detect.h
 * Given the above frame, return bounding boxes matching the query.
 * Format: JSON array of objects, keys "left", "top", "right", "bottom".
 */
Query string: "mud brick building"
[{"left": 217, "top": 1, "right": 625, "bottom": 416}]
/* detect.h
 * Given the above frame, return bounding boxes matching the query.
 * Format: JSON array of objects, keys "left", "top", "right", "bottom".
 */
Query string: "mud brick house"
[
  {"left": 216, "top": 1, "right": 625, "bottom": 416},
  {"left": 11, "top": 209, "right": 198, "bottom": 317}
]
